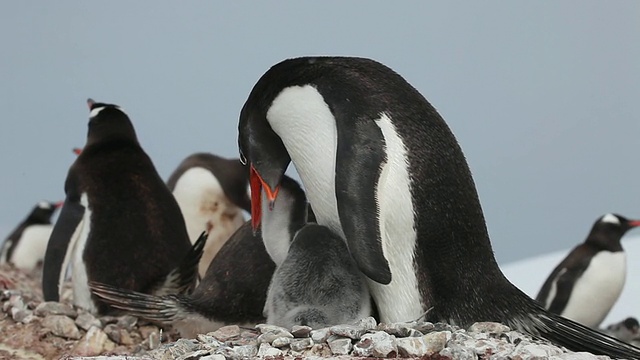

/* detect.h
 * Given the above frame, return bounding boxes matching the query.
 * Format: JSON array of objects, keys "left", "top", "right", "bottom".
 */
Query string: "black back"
[
  {"left": 2, "top": 202, "right": 58, "bottom": 263},
  {"left": 44, "top": 100, "right": 192, "bottom": 314},
  {"left": 166, "top": 153, "right": 251, "bottom": 212}
]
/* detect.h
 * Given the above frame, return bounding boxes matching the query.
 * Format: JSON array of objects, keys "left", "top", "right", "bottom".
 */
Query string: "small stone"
[
  {"left": 211, "top": 324, "right": 241, "bottom": 341},
  {"left": 116, "top": 314, "right": 138, "bottom": 330},
  {"left": 353, "top": 331, "right": 397, "bottom": 358},
  {"left": 177, "top": 349, "right": 211, "bottom": 360},
  {"left": 407, "top": 321, "right": 435, "bottom": 333},
  {"left": 433, "top": 322, "right": 455, "bottom": 332},
  {"left": 9, "top": 294, "right": 25, "bottom": 310},
  {"left": 305, "top": 343, "right": 333, "bottom": 357},
  {"left": 72, "top": 326, "right": 110, "bottom": 356},
  {"left": 423, "top": 330, "right": 450, "bottom": 354},
  {"left": 354, "top": 316, "right": 378, "bottom": 330},
  {"left": 440, "top": 346, "right": 477, "bottom": 360},
  {"left": 257, "top": 342, "right": 283, "bottom": 357},
  {"left": 75, "top": 312, "right": 102, "bottom": 331},
  {"left": 468, "top": 321, "right": 510, "bottom": 334},
  {"left": 378, "top": 322, "right": 416, "bottom": 337},
  {"left": 2, "top": 300, "right": 11, "bottom": 312},
  {"left": 104, "top": 324, "right": 122, "bottom": 344},
  {"left": 310, "top": 328, "right": 331, "bottom": 343},
  {"left": 328, "top": 338, "right": 353, "bottom": 355},
  {"left": 197, "top": 333, "right": 223, "bottom": 347},
  {"left": 330, "top": 324, "right": 367, "bottom": 340},
  {"left": 119, "top": 329, "right": 135, "bottom": 346},
  {"left": 20, "top": 313, "right": 38, "bottom": 324},
  {"left": 396, "top": 336, "right": 429, "bottom": 357},
  {"left": 139, "top": 325, "right": 160, "bottom": 339},
  {"left": 232, "top": 344, "right": 258, "bottom": 359},
  {"left": 199, "top": 355, "right": 226, "bottom": 360},
  {"left": 11, "top": 307, "right": 32, "bottom": 322},
  {"left": 271, "top": 336, "right": 292, "bottom": 347},
  {"left": 291, "top": 324, "right": 312, "bottom": 337},
  {"left": 42, "top": 314, "right": 82, "bottom": 339},
  {"left": 290, "top": 338, "right": 313, "bottom": 351},
  {"left": 255, "top": 323, "right": 291, "bottom": 335},
  {"left": 34, "top": 301, "right": 76, "bottom": 318},
  {"left": 99, "top": 315, "right": 118, "bottom": 325}
]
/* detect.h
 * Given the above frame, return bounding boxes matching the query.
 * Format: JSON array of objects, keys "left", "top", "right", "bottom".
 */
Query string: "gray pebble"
[
  {"left": 42, "top": 314, "right": 82, "bottom": 339},
  {"left": 354, "top": 316, "right": 377, "bottom": 331},
  {"left": 116, "top": 315, "right": 138, "bottom": 331},
  {"left": 290, "top": 337, "right": 314, "bottom": 351},
  {"left": 291, "top": 324, "right": 312, "bottom": 337},
  {"left": 468, "top": 321, "right": 510, "bottom": 334},
  {"left": 328, "top": 338, "right": 353, "bottom": 355},
  {"left": 34, "top": 301, "right": 76, "bottom": 318},
  {"left": 257, "top": 342, "right": 283, "bottom": 357},
  {"left": 271, "top": 336, "right": 292, "bottom": 348},
  {"left": 75, "top": 312, "right": 102, "bottom": 331},
  {"left": 310, "top": 327, "right": 331, "bottom": 343},
  {"left": 231, "top": 344, "right": 258, "bottom": 359},
  {"left": 353, "top": 331, "right": 397, "bottom": 358},
  {"left": 211, "top": 324, "right": 241, "bottom": 341},
  {"left": 11, "top": 307, "right": 32, "bottom": 322},
  {"left": 330, "top": 324, "right": 367, "bottom": 339}
]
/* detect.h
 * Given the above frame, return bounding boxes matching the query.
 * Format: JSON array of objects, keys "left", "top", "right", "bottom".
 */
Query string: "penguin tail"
[
  {"left": 89, "top": 281, "right": 187, "bottom": 325},
  {"left": 155, "top": 231, "right": 208, "bottom": 296},
  {"left": 511, "top": 306, "right": 640, "bottom": 359}
]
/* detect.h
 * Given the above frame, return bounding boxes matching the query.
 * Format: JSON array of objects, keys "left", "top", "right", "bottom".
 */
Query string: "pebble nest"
[{"left": 0, "top": 264, "right": 637, "bottom": 360}]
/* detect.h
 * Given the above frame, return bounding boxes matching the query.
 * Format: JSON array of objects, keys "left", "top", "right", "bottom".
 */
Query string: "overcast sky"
[{"left": 1, "top": 1, "right": 638, "bottom": 265}]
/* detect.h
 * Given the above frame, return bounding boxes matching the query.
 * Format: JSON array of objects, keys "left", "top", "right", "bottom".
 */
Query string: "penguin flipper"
[
  {"left": 153, "top": 232, "right": 207, "bottom": 296},
  {"left": 335, "top": 118, "right": 391, "bottom": 284},
  {"left": 42, "top": 200, "right": 85, "bottom": 301},
  {"left": 525, "top": 310, "right": 640, "bottom": 359},
  {"left": 89, "top": 281, "right": 183, "bottom": 324},
  {"left": 546, "top": 263, "right": 587, "bottom": 315}
]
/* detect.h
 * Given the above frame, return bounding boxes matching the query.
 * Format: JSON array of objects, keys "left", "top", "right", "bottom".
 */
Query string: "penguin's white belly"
[
  {"left": 71, "top": 194, "right": 97, "bottom": 313},
  {"left": 6, "top": 225, "right": 53, "bottom": 270},
  {"left": 561, "top": 251, "right": 626, "bottom": 328},
  {"left": 172, "top": 167, "right": 245, "bottom": 275},
  {"left": 267, "top": 85, "right": 423, "bottom": 322}
]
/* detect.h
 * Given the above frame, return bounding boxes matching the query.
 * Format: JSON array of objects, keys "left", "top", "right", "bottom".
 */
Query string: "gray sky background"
[{"left": 1, "top": 2, "right": 638, "bottom": 265}]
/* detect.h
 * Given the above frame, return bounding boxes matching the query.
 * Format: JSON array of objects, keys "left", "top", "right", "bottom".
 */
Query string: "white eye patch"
[
  {"left": 601, "top": 213, "right": 620, "bottom": 225},
  {"left": 38, "top": 201, "right": 52, "bottom": 209},
  {"left": 89, "top": 106, "right": 126, "bottom": 119}
]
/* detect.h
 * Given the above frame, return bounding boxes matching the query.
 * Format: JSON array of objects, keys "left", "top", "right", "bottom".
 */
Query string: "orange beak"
[
  {"left": 73, "top": 148, "right": 82, "bottom": 155},
  {"left": 54, "top": 201, "right": 64, "bottom": 208},
  {"left": 250, "top": 165, "right": 280, "bottom": 233},
  {"left": 630, "top": 220, "right": 640, "bottom": 227}
]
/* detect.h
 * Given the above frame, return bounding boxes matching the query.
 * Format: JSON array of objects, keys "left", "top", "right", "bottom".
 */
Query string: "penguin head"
[
  {"left": 238, "top": 102, "right": 291, "bottom": 233},
  {"left": 28, "top": 201, "right": 62, "bottom": 224},
  {"left": 586, "top": 213, "right": 640, "bottom": 249},
  {"left": 85, "top": 98, "right": 138, "bottom": 146}
]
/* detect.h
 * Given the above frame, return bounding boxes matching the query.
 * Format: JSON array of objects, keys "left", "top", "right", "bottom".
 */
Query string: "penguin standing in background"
[
  {"left": 166, "top": 153, "right": 251, "bottom": 276},
  {"left": 1, "top": 201, "right": 62, "bottom": 271},
  {"left": 89, "top": 175, "right": 306, "bottom": 337},
  {"left": 606, "top": 317, "right": 640, "bottom": 344},
  {"left": 43, "top": 99, "right": 203, "bottom": 315},
  {"left": 536, "top": 213, "right": 640, "bottom": 328},
  {"left": 238, "top": 56, "right": 640, "bottom": 358}
]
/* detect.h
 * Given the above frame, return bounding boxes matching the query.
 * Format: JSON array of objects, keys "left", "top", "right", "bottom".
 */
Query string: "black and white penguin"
[
  {"left": 42, "top": 99, "right": 203, "bottom": 315},
  {"left": 1, "top": 201, "right": 62, "bottom": 271},
  {"left": 237, "top": 56, "right": 640, "bottom": 358},
  {"left": 89, "top": 175, "right": 306, "bottom": 337},
  {"left": 264, "top": 223, "right": 371, "bottom": 329},
  {"left": 606, "top": 317, "right": 640, "bottom": 344},
  {"left": 166, "top": 153, "right": 251, "bottom": 276},
  {"left": 536, "top": 213, "right": 640, "bottom": 328}
]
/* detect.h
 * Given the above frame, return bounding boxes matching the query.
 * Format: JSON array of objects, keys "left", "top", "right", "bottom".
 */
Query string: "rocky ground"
[{"left": 1, "top": 264, "right": 638, "bottom": 360}]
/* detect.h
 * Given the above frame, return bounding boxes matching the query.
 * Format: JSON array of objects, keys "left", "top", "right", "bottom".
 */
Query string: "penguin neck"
[
  {"left": 260, "top": 188, "right": 307, "bottom": 266},
  {"left": 86, "top": 120, "right": 139, "bottom": 148},
  {"left": 585, "top": 233, "right": 624, "bottom": 252}
]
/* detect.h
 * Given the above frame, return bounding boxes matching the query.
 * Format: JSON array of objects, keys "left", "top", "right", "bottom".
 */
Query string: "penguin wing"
[
  {"left": 334, "top": 118, "right": 391, "bottom": 285},
  {"left": 546, "top": 258, "right": 589, "bottom": 315},
  {"left": 42, "top": 199, "right": 85, "bottom": 301}
]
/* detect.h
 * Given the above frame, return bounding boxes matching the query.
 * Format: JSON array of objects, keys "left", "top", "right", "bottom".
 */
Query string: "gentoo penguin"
[
  {"left": 264, "top": 224, "right": 371, "bottom": 329},
  {"left": 42, "top": 99, "right": 203, "bottom": 315},
  {"left": 89, "top": 175, "right": 306, "bottom": 338},
  {"left": 606, "top": 317, "right": 640, "bottom": 344},
  {"left": 536, "top": 213, "right": 640, "bottom": 328},
  {"left": 238, "top": 56, "right": 640, "bottom": 358},
  {"left": 1, "top": 201, "right": 62, "bottom": 271},
  {"left": 166, "top": 153, "right": 251, "bottom": 276}
]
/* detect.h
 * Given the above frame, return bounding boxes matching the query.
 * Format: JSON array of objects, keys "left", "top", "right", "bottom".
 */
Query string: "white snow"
[{"left": 501, "top": 235, "right": 640, "bottom": 327}]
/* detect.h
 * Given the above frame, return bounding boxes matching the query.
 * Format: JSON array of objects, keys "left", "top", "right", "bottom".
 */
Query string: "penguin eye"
[{"left": 239, "top": 150, "right": 247, "bottom": 166}]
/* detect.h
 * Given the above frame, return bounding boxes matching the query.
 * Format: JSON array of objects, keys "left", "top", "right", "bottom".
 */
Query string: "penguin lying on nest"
[
  {"left": 238, "top": 56, "right": 640, "bottom": 359},
  {"left": 42, "top": 99, "right": 205, "bottom": 315}
]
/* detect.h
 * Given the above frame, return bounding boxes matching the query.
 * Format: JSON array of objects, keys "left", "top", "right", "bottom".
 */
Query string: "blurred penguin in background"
[
  {"left": 1, "top": 201, "right": 62, "bottom": 271},
  {"left": 167, "top": 153, "right": 250, "bottom": 276}
]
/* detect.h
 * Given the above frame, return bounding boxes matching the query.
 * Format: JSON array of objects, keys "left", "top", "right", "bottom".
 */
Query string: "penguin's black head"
[
  {"left": 28, "top": 201, "right": 62, "bottom": 224},
  {"left": 85, "top": 98, "right": 138, "bottom": 146},
  {"left": 238, "top": 96, "right": 291, "bottom": 233},
  {"left": 622, "top": 317, "right": 640, "bottom": 332},
  {"left": 586, "top": 213, "right": 640, "bottom": 249}
]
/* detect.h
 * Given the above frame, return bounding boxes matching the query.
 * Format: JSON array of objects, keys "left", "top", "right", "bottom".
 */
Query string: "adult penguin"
[
  {"left": 237, "top": 56, "right": 640, "bottom": 358},
  {"left": 43, "top": 99, "right": 203, "bottom": 315}
]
